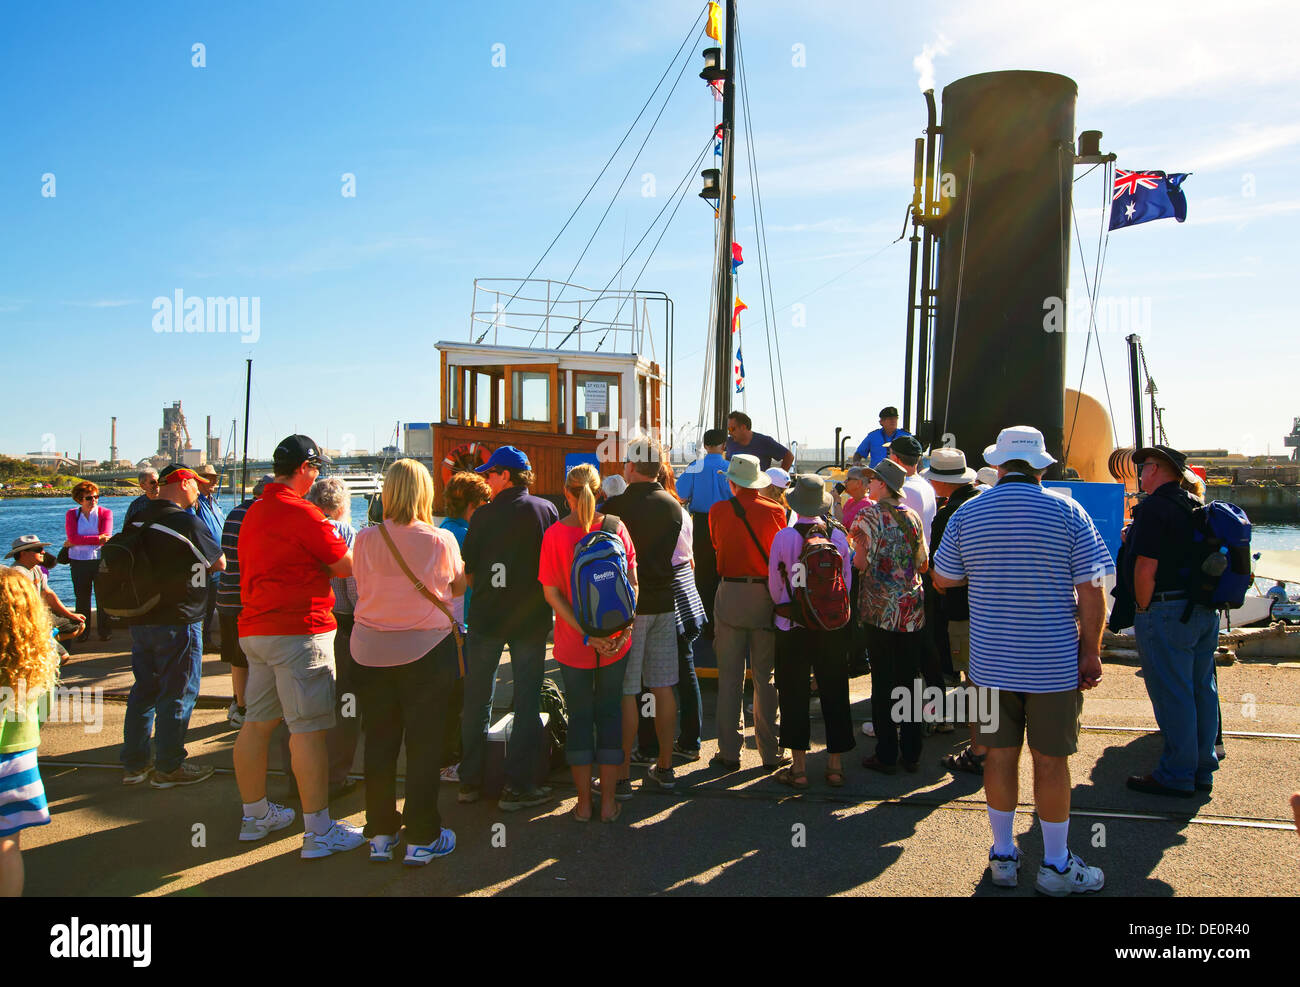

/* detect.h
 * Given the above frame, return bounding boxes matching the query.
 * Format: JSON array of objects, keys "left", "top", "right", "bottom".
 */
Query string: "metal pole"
[
  {"left": 835, "top": 426, "right": 842, "bottom": 468},
  {"left": 711, "top": 0, "right": 738, "bottom": 432},
  {"left": 916, "top": 90, "right": 939, "bottom": 443},
  {"left": 1126, "top": 334, "right": 1144, "bottom": 451},
  {"left": 240, "top": 358, "right": 252, "bottom": 498},
  {"left": 903, "top": 137, "right": 924, "bottom": 432}
]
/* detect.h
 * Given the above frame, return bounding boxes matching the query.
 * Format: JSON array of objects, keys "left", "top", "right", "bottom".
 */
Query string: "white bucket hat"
[
  {"left": 921, "top": 448, "right": 977, "bottom": 484},
  {"left": 983, "top": 425, "right": 1056, "bottom": 469}
]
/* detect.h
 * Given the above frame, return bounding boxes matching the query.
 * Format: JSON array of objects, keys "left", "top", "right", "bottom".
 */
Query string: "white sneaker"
[
  {"left": 239, "top": 802, "right": 295, "bottom": 841},
  {"left": 988, "top": 846, "right": 1021, "bottom": 888},
  {"left": 227, "top": 701, "right": 245, "bottom": 727},
  {"left": 1035, "top": 852, "right": 1105, "bottom": 896},
  {"left": 369, "top": 833, "right": 400, "bottom": 862},
  {"left": 861, "top": 721, "right": 875, "bottom": 737},
  {"left": 404, "top": 828, "right": 456, "bottom": 866},
  {"left": 301, "top": 820, "right": 366, "bottom": 859}
]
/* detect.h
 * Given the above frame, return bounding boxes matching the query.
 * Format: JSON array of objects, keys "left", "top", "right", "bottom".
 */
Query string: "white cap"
[
  {"left": 765, "top": 467, "right": 790, "bottom": 490},
  {"left": 601, "top": 474, "right": 627, "bottom": 497}
]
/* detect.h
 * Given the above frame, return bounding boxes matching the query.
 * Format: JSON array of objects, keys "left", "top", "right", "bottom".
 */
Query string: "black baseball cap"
[
  {"left": 887, "top": 434, "right": 923, "bottom": 458},
  {"left": 273, "top": 434, "right": 332, "bottom": 471},
  {"left": 879, "top": 406, "right": 899, "bottom": 419}
]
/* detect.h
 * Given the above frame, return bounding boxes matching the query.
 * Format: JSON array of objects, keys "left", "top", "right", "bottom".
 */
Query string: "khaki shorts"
[
  {"left": 975, "top": 687, "right": 1083, "bottom": 757},
  {"left": 240, "top": 632, "right": 337, "bottom": 734},
  {"left": 948, "top": 620, "right": 970, "bottom": 675}
]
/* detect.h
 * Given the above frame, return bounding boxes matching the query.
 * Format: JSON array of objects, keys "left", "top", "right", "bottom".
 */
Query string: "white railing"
[{"left": 469, "top": 278, "right": 671, "bottom": 355}]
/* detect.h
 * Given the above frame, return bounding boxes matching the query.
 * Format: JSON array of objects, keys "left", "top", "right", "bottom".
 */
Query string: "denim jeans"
[
  {"left": 1134, "top": 600, "right": 1220, "bottom": 790},
  {"left": 121, "top": 623, "right": 204, "bottom": 774},
  {"left": 560, "top": 657, "right": 626, "bottom": 766},
  {"left": 460, "top": 631, "right": 548, "bottom": 791}
]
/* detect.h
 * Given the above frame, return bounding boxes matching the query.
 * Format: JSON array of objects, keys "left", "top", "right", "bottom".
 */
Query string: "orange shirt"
[{"left": 708, "top": 488, "right": 786, "bottom": 578}]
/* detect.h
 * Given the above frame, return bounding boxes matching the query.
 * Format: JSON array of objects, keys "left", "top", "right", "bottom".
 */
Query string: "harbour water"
[{"left": 0, "top": 494, "right": 372, "bottom": 604}]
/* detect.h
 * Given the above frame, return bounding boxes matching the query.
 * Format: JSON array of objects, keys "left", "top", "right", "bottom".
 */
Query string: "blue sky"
[{"left": 2, "top": 0, "right": 1297, "bottom": 464}]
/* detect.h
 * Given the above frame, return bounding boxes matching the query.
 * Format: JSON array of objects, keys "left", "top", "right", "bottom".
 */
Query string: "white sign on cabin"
[{"left": 584, "top": 381, "right": 608, "bottom": 414}]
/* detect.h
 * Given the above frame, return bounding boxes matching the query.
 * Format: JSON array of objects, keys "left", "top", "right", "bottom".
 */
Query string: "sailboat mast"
[
  {"left": 710, "top": 0, "right": 738, "bottom": 432},
  {"left": 239, "top": 358, "right": 251, "bottom": 498}
]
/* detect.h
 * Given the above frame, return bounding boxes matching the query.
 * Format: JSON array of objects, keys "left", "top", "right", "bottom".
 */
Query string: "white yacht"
[{"left": 332, "top": 470, "right": 384, "bottom": 497}]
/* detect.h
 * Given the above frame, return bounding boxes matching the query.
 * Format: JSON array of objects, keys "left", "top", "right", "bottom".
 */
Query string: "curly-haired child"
[{"left": 0, "top": 566, "right": 59, "bottom": 896}]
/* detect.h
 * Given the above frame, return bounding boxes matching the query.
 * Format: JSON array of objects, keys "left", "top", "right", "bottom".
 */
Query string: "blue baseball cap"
[{"left": 475, "top": 445, "right": 531, "bottom": 474}]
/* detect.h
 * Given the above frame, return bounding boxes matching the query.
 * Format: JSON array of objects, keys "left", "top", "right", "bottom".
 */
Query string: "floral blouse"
[{"left": 849, "top": 501, "right": 928, "bottom": 632}]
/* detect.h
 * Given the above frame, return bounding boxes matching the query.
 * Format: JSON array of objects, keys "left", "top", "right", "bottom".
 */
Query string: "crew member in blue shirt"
[
  {"left": 854, "top": 406, "right": 912, "bottom": 469},
  {"left": 676, "top": 428, "right": 731, "bottom": 634}
]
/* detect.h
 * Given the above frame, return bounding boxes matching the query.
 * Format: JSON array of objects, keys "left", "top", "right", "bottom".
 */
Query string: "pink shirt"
[
  {"left": 841, "top": 496, "right": 872, "bottom": 532},
  {"left": 351, "top": 520, "right": 464, "bottom": 667},
  {"left": 66, "top": 506, "right": 112, "bottom": 561}
]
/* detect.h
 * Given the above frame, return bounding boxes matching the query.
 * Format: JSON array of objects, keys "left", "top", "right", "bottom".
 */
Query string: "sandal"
[
  {"left": 600, "top": 802, "right": 623, "bottom": 824},
  {"left": 774, "top": 766, "right": 809, "bottom": 789},
  {"left": 570, "top": 805, "right": 592, "bottom": 823},
  {"left": 824, "top": 767, "right": 846, "bottom": 788},
  {"left": 942, "top": 746, "right": 986, "bottom": 775}
]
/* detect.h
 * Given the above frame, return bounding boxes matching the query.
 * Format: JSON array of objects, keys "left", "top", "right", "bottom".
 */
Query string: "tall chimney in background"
[{"left": 110, "top": 417, "right": 118, "bottom": 465}]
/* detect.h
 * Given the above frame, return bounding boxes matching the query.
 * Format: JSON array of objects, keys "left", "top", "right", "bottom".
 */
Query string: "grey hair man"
[{"left": 124, "top": 468, "right": 161, "bottom": 525}]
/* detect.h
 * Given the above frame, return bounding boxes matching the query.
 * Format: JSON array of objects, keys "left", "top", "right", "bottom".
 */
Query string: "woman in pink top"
[
  {"left": 351, "top": 459, "right": 466, "bottom": 865},
  {"left": 538, "top": 463, "right": 637, "bottom": 823},
  {"left": 64, "top": 481, "right": 113, "bottom": 643}
]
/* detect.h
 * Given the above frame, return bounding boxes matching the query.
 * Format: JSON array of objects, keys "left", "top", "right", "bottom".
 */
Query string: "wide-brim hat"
[
  {"left": 196, "top": 463, "right": 220, "bottom": 479},
  {"left": 786, "top": 474, "right": 831, "bottom": 517},
  {"left": 865, "top": 459, "right": 907, "bottom": 497},
  {"left": 922, "top": 448, "right": 977, "bottom": 484},
  {"left": 720, "top": 454, "right": 770, "bottom": 489},
  {"left": 983, "top": 425, "right": 1056, "bottom": 469},
  {"left": 6, "top": 535, "right": 51, "bottom": 559},
  {"left": 1134, "top": 445, "right": 1198, "bottom": 485}
]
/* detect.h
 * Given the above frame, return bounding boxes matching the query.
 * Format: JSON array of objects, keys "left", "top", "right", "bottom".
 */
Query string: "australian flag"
[{"left": 1109, "top": 170, "right": 1190, "bottom": 231}]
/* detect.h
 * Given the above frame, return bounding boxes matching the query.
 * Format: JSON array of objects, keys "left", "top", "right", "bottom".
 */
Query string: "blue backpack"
[
  {"left": 570, "top": 514, "right": 636, "bottom": 644},
  {"left": 1169, "top": 493, "right": 1253, "bottom": 620}
]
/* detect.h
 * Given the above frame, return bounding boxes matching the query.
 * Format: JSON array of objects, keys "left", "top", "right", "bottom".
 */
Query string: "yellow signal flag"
[{"left": 706, "top": 2, "right": 721, "bottom": 41}]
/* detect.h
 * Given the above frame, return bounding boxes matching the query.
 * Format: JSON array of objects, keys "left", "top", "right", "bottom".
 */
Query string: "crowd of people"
[{"left": 2, "top": 414, "right": 1293, "bottom": 896}]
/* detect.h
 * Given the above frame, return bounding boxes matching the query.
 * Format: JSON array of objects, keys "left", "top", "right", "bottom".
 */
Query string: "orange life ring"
[{"left": 441, "top": 441, "right": 492, "bottom": 486}]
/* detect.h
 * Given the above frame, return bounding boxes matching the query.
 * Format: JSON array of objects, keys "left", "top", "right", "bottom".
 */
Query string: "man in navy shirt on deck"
[
  {"left": 854, "top": 406, "right": 912, "bottom": 469},
  {"left": 724, "top": 411, "right": 792, "bottom": 471}
]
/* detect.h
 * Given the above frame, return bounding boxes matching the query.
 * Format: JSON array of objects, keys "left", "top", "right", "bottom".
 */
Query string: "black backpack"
[
  {"left": 93, "top": 505, "right": 182, "bottom": 618},
  {"left": 539, "top": 677, "right": 569, "bottom": 769}
]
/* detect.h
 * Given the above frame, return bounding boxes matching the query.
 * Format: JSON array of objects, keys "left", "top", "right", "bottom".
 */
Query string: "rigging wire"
[
  {"left": 540, "top": 19, "right": 708, "bottom": 332},
  {"left": 735, "top": 17, "right": 791, "bottom": 445},
  {"left": 483, "top": 3, "right": 709, "bottom": 339}
]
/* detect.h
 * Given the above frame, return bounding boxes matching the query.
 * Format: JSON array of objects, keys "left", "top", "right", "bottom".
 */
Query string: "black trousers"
[
  {"left": 69, "top": 558, "right": 108, "bottom": 638},
  {"left": 354, "top": 635, "right": 458, "bottom": 844},
  {"left": 775, "top": 624, "right": 856, "bottom": 754},
  {"left": 919, "top": 574, "right": 946, "bottom": 688},
  {"left": 326, "top": 614, "right": 361, "bottom": 787},
  {"left": 849, "top": 569, "right": 868, "bottom": 670},
  {"left": 864, "top": 623, "right": 924, "bottom": 767},
  {"left": 691, "top": 511, "right": 718, "bottom": 632}
]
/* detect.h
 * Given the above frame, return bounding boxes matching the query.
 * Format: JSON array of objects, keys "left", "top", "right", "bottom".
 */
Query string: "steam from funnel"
[{"left": 913, "top": 36, "right": 951, "bottom": 92}]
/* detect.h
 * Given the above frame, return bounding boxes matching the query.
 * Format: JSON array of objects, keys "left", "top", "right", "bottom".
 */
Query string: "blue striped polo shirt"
[{"left": 932, "top": 476, "right": 1113, "bottom": 693}]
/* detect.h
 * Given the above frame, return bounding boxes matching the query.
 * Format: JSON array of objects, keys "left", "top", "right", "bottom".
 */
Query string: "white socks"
[
  {"left": 242, "top": 798, "right": 269, "bottom": 820},
  {"left": 1041, "top": 819, "right": 1070, "bottom": 870},
  {"left": 304, "top": 808, "right": 332, "bottom": 836},
  {"left": 988, "top": 807, "right": 1016, "bottom": 857}
]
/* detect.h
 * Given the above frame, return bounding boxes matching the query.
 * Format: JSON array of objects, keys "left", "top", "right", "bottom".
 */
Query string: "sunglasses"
[{"left": 81, "top": 494, "right": 99, "bottom": 500}]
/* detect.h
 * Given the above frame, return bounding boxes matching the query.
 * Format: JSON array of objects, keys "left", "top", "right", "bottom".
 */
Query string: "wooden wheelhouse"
[{"left": 433, "top": 279, "right": 673, "bottom": 509}]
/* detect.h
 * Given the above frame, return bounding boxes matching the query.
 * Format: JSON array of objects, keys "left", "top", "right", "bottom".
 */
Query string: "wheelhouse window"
[
  {"left": 511, "top": 370, "right": 551, "bottom": 423},
  {"left": 573, "top": 372, "right": 620, "bottom": 432}
]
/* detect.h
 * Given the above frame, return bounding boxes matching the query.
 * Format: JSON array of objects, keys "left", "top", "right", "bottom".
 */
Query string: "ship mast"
[{"left": 709, "top": 0, "right": 737, "bottom": 432}]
